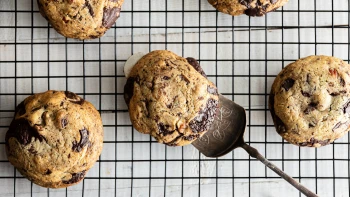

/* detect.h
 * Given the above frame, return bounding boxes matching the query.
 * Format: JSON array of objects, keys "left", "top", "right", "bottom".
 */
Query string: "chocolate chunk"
[
  {"left": 154, "top": 115, "right": 160, "bottom": 122},
  {"left": 102, "top": 7, "right": 121, "bottom": 28},
  {"left": 163, "top": 76, "right": 170, "bottom": 80},
  {"left": 309, "top": 102, "right": 318, "bottom": 107},
  {"left": 240, "top": 0, "right": 270, "bottom": 17},
  {"left": 124, "top": 77, "right": 137, "bottom": 106},
  {"left": 343, "top": 100, "right": 350, "bottom": 114},
  {"left": 72, "top": 128, "right": 89, "bottom": 152},
  {"left": 183, "top": 134, "right": 200, "bottom": 141},
  {"left": 301, "top": 91, "right": 311, "bottom": 97},
  {"left": 340, "top": 77, "right": 345, "bottom": 87},
  {"left": 85, "top": 1, "right": 94, "bottom": 17},
  {"left": 281, "top": 78, "right": 295, "bottom": 91},
  {"left": 45, "top": 169, "right": 52, "bottom": 175},
  {"left": 331, "top": 90, "right": 346, "bottom": 96},
  {"left": 330, "top": 92, "right": 340, "bottom": 96},
  {"left": 239, "top": 0, "right": 253, "bottom": 8},
  {"left": 333, "top": 122, "right": 342, "bottom": 131},
  {"left": 207, "top": 86, "right": 218, "bottom": 95},
  {"left": 157, "top": 123, "right": 175, "bottom": 135},
  {"left": 189, "top": 98, "right": 219, "bottom": 133},
  {"left": 61, "top": 118, "right": 68, "bottom": 129},
  {"left": 186, "top": 57, "right": 207, "bottom": 78},
  {"left": 41, "top": 112, "right": 48, "bottom": 126},
  {"left": 65, "top": 91, "right": 79, "bottom": 100},
  {"left": 269, "top": 93, "right": 287, "bottom": 134},
  {"left": 304, "top": 103, "right": 317, "bottom": 115},
  {"left": 245, "top": 7, "right": 267, "bottom": 17},
  {"left": 65, "top": 91, "right": 84, "bottom": 105},
  {"left": 298, "top": 138, "right": 331, "bottom": 147},
  {"left": 5, "top": 119, "right": 45, "bottom": 146},
  {"left": 309, "top": 121, "right": 316, "bottom": 128},
  {"left": 62, "top": 171, "right": 86, "bottom": 184},
  {"left": 16, "top": 101, "right": 26, "bottom": 116}
]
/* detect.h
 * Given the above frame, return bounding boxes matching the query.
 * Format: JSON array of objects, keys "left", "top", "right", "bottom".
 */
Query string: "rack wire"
[{"left": 0, "top": 0, "right": 349, "bottom": 196}]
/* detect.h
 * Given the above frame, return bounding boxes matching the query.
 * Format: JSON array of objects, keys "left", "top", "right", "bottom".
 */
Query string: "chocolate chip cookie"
[
  {"left": 269, "top": 56, "right": 350, "bottom": 147},
  {"left": 37, "top": 0, "right": 124, "bottom": 39},
  {"left": 5, "top": 91, "right": 103, "bottom": 188},
  {"left": 124, "top": 50, "right": 219, "bottom": 146},
  {"left": 208, "top": 0, "right": 289, "bottom": 17}
]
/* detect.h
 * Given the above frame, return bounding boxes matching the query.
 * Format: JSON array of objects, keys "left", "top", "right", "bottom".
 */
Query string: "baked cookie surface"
[
  {"left": 124, "top": 50, "right": 219, "bottom": 146},
  {"left": 269, "top": 56, "right": 350, "bottom": 147},
  {"left": 208, "top": 0, "right": 288, "bottom": 16},
  {"left": 5, "top": 90, "right": 103, "bottom": 188},
  {"left": 37, "top": 0, "right": 124, "bottom": 39}
]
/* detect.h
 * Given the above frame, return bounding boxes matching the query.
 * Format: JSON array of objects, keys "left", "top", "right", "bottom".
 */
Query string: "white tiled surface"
[{"left": 1, "top": 0, "right": 350, "bottom": 196}]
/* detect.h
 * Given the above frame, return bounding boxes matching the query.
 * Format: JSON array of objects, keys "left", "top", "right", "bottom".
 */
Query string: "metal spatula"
[{"left": 192, "top": 94, "right": 318, "bottom": 197}]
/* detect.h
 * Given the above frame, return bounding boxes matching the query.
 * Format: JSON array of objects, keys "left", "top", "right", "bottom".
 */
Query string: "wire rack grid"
[{"left": 0, "top": 0, "right": 350, "bottom": 196}]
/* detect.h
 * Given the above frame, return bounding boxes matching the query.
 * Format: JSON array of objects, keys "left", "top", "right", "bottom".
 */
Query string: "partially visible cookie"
[
  {"left": 37, "top": 0, "right": 124, "bottom": 39},
  {"left": 208, "top": 0, "right": 289, "bottom": 17},
  {"left": 269, "top": 56, "right": 350, "bottom": 147},
  {"left": 124, "top": 50, "right": 219, "bottom": 146},
  {"left": 5, "top": 91, "right": 103, "bottom": 188}
]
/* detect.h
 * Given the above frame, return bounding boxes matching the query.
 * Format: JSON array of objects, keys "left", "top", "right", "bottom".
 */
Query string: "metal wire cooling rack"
[{"left": 1, "top": 0, "right": 350, "bottom": 196}]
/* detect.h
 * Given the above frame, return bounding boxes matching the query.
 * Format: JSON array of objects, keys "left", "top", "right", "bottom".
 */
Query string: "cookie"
[
  {"left": 269, "top": 55, "right": 350, "bottom": 147},
  {"left": 5, "top": 91, "right": 103, "bottom": 188},
  {"left": 124, "top": 50, "right": 219, "bottom": 146},
  {"left": 37, "top": 0, "right": 124, "bottom": 39},
  {"left": 208, "top": 0, "right": 289, "bottom": 17}
]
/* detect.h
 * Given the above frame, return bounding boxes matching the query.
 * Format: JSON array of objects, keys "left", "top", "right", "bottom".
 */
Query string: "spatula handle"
[{"left": 241, "top": 143, "right": 318, "bottom": 197}]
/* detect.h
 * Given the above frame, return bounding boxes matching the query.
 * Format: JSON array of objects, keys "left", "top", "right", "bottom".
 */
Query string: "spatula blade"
[{"left": 192, "top": 94, "right": 246, "bottom": 157}]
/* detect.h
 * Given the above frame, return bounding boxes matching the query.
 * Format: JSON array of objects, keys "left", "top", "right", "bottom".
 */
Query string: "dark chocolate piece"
[
  {"left": 183, "top": 134, "right": 200, "bottom": 141},
  {"left": 62, "top": 171, "right": 86, "bottom": 184},
  {"left": 65, "top": 91, "right": 79, "bottom": 100},
  {"left": 45, "top": 169, "right": 52, "bottom": 175},
  {"left": 157, "top": 123, "right": 175, "bottom": 136},
  {"left": 61, "top": 118, "right": 68, "bottom": 129},
  {"left": 72, "top": 128, "right": 89, "bottom": 152},
  {"left": 65, "top": 91, "right": 84, "bottom": 105},
  {"left": 301, "top": 91, "right": 311, "bottom": 97},
  {"left": 343, "top": 100, "right": 350, "bottom": 114},
  {"left": 189, "top": 98, "right": 219, "bottom": 133},
  {"left": 340, "top": 77, "right": 346, "bottom": 87},
  {"left": 281, "top": 78, "right": 295, "bottom": 91},
  {"left": 102, "top": 7, "right": 121, "bottom": 28},
  {"left": 5, "top": 118, "right": 45, "bottom": 146},
  {"left": 186, "top": 57, "right": 207, "bottom": 77},
  {"left": 124, "top": 77, "right": 137, "bottom": 106},
  {"left": 333, "top": 122, "right": 342, "bottom": 131},
  {"left": 85, "top": 0, "right": 94, "bottom": 17},
  {"left": 16, "top": 101, "right": 26, "bottom": 116},
  {"left": 298, "top": 138, "right": 331, "bottom": 147}
]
